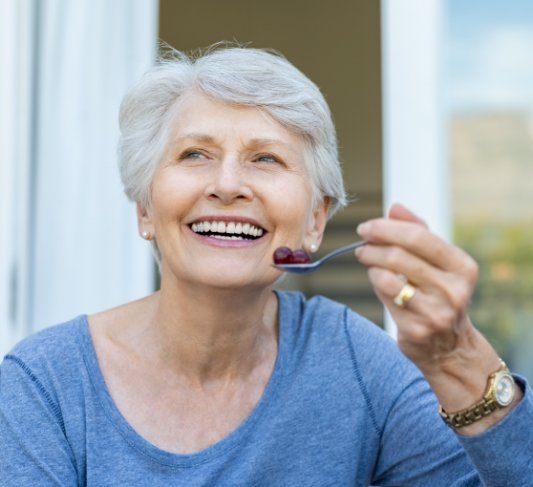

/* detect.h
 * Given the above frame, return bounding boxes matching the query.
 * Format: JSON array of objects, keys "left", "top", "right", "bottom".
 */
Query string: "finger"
[
  {"left": 368, "top": 267, "right": 468, "bottom": 348},
  {"left": 356, "top": 244, "right": 447, "bottom": 291},
  {"left": 357, "top": 218, "right": 472, "bottom": 273},
  {"left": 366, "top": 266, "right": 422, "bottom": 312},
  {"left": 388, "top": 203, "right": 428, "bottom": 228},
  {"left": 368, "top": 267, "right": 449, "bottom": 337}
]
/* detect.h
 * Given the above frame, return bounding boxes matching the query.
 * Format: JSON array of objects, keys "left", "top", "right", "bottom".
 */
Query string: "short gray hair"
[{"left": 118, "top": 45, "right": 347, "bottom": 265}]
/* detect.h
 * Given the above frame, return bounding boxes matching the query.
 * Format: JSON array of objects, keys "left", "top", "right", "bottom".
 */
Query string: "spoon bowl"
[{"left": 272, "top": 240, "right": 367, "bottom": 274}]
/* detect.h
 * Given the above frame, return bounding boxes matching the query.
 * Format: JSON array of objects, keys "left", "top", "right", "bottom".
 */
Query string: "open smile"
[{"left": 187, "top": 216, "right": 268, "bottom": 248}]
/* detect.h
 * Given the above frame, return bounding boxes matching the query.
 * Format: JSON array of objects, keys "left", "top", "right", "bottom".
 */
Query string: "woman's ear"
[
  {"left": 136, "top": 201, "right": 154, "bottom": 238},
  {"left": 305, "top": 197, "right": 330, "bottom": 252}
]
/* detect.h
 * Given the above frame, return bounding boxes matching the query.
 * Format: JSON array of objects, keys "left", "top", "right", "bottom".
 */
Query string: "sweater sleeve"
[
  {"left": 455, "top": 375, "right": 533, "bottom": 487},
  {"left": 371, "top": 372, "right": 482, "bottom": 486},
  {"left": 344, "top": 309, "right": 533, "bottom": 486},
  {"left": 373, "top": 369, "right": 533, "bottom": 487},
  {"left": 0, "top": 355, "right": 79, "bottom": 486}
]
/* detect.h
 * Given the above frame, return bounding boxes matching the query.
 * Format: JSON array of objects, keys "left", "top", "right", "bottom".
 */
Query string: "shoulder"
[
  {"left": 277, "top": 289, "right": 402, "bottom": 373},
  {"left": 293, "top": 291, "right": 411, "bottom": 363},
  {"left": 277, "top": 290, "right": 428, "bottom": 424},
  {"left": 4, "top": 315, "right": 85, "bottom": 361},
  {"left": 0, "top": 316, "right": 89, "bottom": 436},
  {"left": 309, "top": 294, "right": 406, "bottom": 369},
  {"left": 1, "top": 315, "right": 87, "bottom": 384},
  {"left": 277, "top": 289, "right": 393, "bottom": 350}
]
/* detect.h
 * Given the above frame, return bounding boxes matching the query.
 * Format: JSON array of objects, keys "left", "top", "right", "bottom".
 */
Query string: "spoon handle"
[{"left": 319, "top": 240, "right": 367, "bottom": 265}]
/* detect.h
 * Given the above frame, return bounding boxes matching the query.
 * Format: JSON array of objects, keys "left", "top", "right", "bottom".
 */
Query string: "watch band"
[{"left": 438, "top": 359, "right": 514, "bottom": 429}]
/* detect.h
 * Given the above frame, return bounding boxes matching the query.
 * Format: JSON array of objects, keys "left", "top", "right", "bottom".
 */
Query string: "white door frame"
[{"left": 381, "top": 0, "right": 449, "bottom": 336}]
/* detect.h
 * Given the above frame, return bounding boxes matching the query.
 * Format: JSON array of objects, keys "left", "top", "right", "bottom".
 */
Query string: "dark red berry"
[
  {"left": 290, "top": 249, "right": 311, "bottom": 264},
  {"left": 273, "top": 246, "right": 293, "bottom": 264}
]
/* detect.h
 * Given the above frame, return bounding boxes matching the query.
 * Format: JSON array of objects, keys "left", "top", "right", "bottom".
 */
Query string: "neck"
[{"left": 138, "top": 276, "right": 279, "bottom": 385}]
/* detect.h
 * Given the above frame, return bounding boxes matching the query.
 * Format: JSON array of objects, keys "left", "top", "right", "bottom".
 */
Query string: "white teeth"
[
  {"left": 213, "top": 235, "right": 244, "bottom": 240},
  {"left": 191, "top": 220, "right": 264, "bottom": 238}
]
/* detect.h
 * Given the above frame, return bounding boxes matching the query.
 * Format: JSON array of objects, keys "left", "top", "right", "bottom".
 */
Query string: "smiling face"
[{"left": 138, "top": 92, "right": 329, "bottom": 290}]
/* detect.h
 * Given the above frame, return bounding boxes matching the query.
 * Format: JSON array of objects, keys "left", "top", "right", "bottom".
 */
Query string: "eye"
[
  {"left": 175, "top": 149, "right": 212, "bottom": 164},
  {"left": 254, "top": 153, "right": 281, "bottom": 164},
  {"left": 180, "top": 150, "right": 205, "bottom": 160}
]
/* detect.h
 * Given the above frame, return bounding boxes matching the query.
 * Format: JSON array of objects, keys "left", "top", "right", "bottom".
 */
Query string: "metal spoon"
[{"left": 272, "top": 240, "right": 367, "bottom": 274}]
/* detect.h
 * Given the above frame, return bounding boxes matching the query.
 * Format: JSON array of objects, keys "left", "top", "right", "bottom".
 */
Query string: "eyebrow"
[
  {"left": 248, "top": 137, "right": 296, "bottom": 152},
  {"left": 174, "top": 133, "right": 217, "bottom": 144},
  {"left": 174, "top": 133, "right": 298, "bottom": 154}
]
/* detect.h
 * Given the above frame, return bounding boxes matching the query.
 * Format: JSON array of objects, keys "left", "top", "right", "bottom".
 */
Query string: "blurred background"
[
  {"left": 1, "top": 0, "right": 531, "bottom": 380},
  {"left": 445, "top": 0, "right": 533, "bottom": 380}
]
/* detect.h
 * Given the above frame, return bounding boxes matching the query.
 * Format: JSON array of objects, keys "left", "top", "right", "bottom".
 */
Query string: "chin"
[
  {"left": 165, "top": 255, "right": 278, "bottom": 290},
  {"left": 190, "top": 267, "right": 276, "bottom": 292}
]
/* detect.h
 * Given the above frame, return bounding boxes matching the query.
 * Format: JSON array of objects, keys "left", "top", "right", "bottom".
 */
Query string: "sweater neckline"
[{"left": 77, "top": 289, "right": 290, "bottom": 468}]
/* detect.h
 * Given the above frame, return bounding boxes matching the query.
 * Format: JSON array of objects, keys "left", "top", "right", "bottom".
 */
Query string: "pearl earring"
[
  {"left": 141, "top": 231, "right": 151, "bottom": 240},
  {"left": 310, "top": 243, "right": 318, "bottom": 253}
]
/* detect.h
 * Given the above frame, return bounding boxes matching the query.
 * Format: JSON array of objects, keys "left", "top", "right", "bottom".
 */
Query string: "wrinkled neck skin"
[{"left": 137, "top": 272, "right": 279, "bottom": 388}]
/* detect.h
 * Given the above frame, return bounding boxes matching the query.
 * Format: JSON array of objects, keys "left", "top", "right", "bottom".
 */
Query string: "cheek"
[
  {"left": 151, "top": 171, "right": 202, "bottom": 222},
  {"left": 262, "top": 178, "right": 313, "bottom": 229},
  {"left": 259, "top": 167, "right": 311, "bottom": 198}
]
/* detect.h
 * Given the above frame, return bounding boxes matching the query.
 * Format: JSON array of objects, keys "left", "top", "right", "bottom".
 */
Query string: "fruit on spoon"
[
  {"left": 290, "top": 249, "right": 311, "bottom": 264},
  {"left": 273, "top": 247, "right": 293, "bottom": 264},
  {"left": 273, "top": 247, "right": 311, "bottom": 265}
]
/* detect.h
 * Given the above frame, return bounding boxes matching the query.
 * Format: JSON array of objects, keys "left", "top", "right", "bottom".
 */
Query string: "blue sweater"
[{"left": 1, "top": 291, "right": 532, "bottom": 486}]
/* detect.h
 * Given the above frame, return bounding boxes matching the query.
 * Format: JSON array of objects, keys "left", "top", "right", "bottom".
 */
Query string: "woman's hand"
[
  {"left": 355, "top": 203, "right": 480, "bottom": 372},
  {"left": 355, "top": 203, "right": 521, "bottom": 433}
]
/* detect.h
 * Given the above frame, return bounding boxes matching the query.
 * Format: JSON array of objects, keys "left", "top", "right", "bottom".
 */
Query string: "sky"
[{"left": 444, "top": 0, "right": 533, "bottom": 113}]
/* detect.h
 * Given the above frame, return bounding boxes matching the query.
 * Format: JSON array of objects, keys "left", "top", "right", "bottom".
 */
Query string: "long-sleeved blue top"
[{"left": 1, "top": 291, "right": 532, "bottom": 486}]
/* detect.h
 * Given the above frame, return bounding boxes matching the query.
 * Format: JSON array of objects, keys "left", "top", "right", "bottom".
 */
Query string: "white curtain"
[
  {"left": 0, "top": 0, "right": 158, "bottom": 354},
  {"left": 0, "top": 0, "right": 34, "bottom": 353}
]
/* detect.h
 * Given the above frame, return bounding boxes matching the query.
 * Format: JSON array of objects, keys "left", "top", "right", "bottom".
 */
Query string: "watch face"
[{"left": 495, "top": 373, "right": 515, "bottom": 406}]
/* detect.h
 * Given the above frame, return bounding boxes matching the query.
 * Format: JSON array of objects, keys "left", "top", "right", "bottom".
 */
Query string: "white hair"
[{"left": 117, "top": 44, "right": 348, "bottom": 266}]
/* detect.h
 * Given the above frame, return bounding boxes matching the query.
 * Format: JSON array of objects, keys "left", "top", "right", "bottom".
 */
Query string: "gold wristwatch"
[{"left": 439, "top": 359, "right": 516, "bottom": 429}]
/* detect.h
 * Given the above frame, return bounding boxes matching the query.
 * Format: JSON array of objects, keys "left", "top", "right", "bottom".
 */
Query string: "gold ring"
[{"left": 393, "top": 283, "right": 416, "bottom": 308}]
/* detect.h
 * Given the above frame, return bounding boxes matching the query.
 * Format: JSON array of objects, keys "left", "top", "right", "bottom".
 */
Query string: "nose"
[{"left": 205, "top": 157, "right": 253, "bottom": 205}]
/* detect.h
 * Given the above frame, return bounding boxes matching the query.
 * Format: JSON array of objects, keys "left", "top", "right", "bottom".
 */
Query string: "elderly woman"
[{"left": 1, "top": 47, "right": 531, "bottom": 486}]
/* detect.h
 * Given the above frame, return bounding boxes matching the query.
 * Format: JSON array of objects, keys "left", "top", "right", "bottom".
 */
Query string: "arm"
[
  {"left": 455, "top": 374, "right": 533, "bottom": 486},
  {"left": 0, "top": 355, "right": 79, "bottom": 486},
  {"left": 356, "top": 203, "right": 533, "bottom": 485},
  {"left": 371, "top": 361, "right": 532, "bottom": 486},
  {"left": 372, "top": 373, "right": 481, "bottom": 486}
]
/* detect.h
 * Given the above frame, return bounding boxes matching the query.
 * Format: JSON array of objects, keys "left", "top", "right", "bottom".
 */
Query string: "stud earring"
[
  {"left": 141, "top": 231, "right": 152, "bottom": 240},
  {"left": 310, "top": 243, "right": 318, "bottom": 253}
]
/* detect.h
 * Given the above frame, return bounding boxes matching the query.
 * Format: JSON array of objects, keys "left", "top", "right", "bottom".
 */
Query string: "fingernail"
[{"left": 357, "top": 222, "right": 370, "bottom": 236}]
